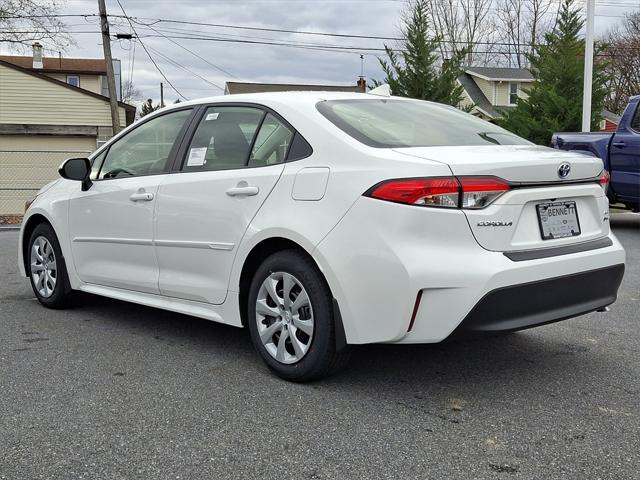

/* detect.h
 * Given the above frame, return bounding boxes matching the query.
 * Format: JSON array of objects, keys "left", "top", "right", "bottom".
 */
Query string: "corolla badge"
[
  {"left": 558, "top": 162, "right": 571, "bottom": 179},
  {"left": 477, "top": 221, "right": 513, "bottom": 227}
]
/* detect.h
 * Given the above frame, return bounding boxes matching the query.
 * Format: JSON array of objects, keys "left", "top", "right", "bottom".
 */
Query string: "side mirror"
[{"left": 58, "top": 157, "right": 92, "bottom": 191}]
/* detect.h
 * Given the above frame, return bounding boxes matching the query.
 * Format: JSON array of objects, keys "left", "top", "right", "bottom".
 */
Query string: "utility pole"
[
  {"left": 98, "top": 0, "right": 121, "bottom": 136},
  {"left": 160, "top": 82, "right": 164, "bottom": 108},
  {"left": 581, "top": 0, "right": 595, "bottom": 132}
]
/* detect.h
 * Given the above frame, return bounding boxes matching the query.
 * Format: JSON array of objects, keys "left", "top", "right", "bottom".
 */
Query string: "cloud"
[
  {"left": 7, "top": 0, "right": 634, "bottom": 104},
  {"left": 58, "top": 0, "right": 403, "bottom": 103}
]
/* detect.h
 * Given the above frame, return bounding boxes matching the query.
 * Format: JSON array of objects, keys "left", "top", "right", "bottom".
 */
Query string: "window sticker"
[
  {"left": 205, "top": 112, "right": 219, "bottom": 121},
  {"left": 186, "top": 147, "right": 208, "bottom": 166}
]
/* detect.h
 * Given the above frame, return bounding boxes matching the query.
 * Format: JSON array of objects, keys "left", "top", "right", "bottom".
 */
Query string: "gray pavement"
[{"left": 1, "top": 214, "right": 638, "bottom": 479}]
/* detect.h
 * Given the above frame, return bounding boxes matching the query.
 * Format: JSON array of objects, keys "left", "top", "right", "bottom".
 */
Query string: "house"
[
  {"left": 225, "top": 79, "right": 366, "bottom": 95},
  {"left": 0, "top": 43, "right": 135, "bottom": 150},
  {"left": 458, "top": 66, "right": 620, "bottom": 133},
  {"left": 0, "top": 43, "right": 135, "bottom": 216},
  {"left": 0, "top": 50, "right": 122, "bottom": 100},
  {"left": 458, "top": 67, "right": 535, "bottom": 121},
  {"left": 601, "top": 110, "right": 621, "bottom": 132}
]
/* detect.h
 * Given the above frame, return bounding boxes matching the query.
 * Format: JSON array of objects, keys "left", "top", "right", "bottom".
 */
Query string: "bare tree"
[
  {"left": 426, "top": 0, "right": 494, "bottom": 65},
  {"left": 494, "top": 0, "right": 558, "bottom": 67},
  {"left": 121, "top": 79, "right": 141, "bottom": 104},
  {"left": 603, "top": 11, "right": 640, "bottom": 115},
  {"left": 0, "top": 0, "right": 74, "bottom": 51}
]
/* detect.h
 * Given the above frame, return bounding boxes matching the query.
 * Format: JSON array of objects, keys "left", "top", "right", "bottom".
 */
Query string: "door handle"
[
  {"left": 226, "top": 185, "right": 259, "bottom": 197},
  {"left": 612, "top": 141, "right": 626, "bottom": 148},
  {"left": 129, "top": 192, "right": 154, "bottom": 202}
]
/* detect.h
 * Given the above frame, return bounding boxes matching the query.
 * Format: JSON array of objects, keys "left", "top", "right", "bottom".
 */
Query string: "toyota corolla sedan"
[{"left": 19, "top": 91, "right": 625, "bottom": 381}]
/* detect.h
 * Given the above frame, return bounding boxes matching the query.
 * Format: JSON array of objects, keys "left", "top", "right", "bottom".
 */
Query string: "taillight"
[
  {"left": 598, "top": 170, "right": 610, "bottom": 193},
  {"left": 365, "top": 176, "right": 510, "bottom": 209},
  {"left": 459, "top": 177, "right": 510, "bottom": 209},
  {"left": 365, "top": 177, "right": 460, "bottom": 208}
]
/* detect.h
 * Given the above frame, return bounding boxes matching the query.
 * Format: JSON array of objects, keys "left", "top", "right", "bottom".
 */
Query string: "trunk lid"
[
  {"left": 393, "top": 145, "right": 609, "bottom": 252},
  {"left": 393, "top": 145, "right": 603, "bottom": 182}
]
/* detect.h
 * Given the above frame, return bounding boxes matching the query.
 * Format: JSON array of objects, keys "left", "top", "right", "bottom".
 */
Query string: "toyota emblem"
[{"left": 558, "top": 162, "right": 571, "bottom": 179}]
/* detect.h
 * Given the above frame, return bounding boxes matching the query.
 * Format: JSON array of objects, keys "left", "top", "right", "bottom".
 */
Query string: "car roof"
[
  {"left": 179, "top": 90, "right": 368, "bottom": 106},
  {"left": 158, "top": 90, "right": 427, "bottom": 114}
]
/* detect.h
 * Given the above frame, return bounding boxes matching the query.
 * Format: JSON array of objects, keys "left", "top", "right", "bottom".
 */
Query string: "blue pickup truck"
[{"left": 552, "top": 95, "right": 640, "bottom": 212}]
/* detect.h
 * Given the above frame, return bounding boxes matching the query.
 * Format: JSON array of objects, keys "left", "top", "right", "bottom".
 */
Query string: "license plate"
[{"left": 536, "top": 201, "right": 581, "bottom": 240}]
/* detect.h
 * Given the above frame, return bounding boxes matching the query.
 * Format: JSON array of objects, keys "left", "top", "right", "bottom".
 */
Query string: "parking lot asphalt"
[{"left": 0, "top": 214, "right": 639, "bottom": 480}]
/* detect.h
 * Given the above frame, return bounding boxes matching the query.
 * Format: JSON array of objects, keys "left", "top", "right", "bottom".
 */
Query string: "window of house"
[
  {"left": 100, "top": 75, "right": 109, "bottom": 97},
  {"left": 98, "top": 108, "right": 192, "bottom": 179},
  {"left": 182, "top": 106, "right": 265, "bottom": 172},
  {"left": 67, "top": 75, "right": 80, "bottom": 88},
  {"left": 509, "top": 82, "right": 519, "bottom": 105}
]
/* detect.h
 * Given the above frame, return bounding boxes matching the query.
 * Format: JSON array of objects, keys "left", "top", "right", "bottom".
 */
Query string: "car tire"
[
  {"left": 27, "top": 223, "right": 73, "bottom": 309},
  {"left": 247, "top": 249, "right": 351, "bottom": 382}
]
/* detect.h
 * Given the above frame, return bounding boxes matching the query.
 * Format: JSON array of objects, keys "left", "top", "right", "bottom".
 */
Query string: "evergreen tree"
[
  {"left": 140, "top": 98, "right": 160, "bottom": 117},
  {"left": 375, "top": 0, "right": 466, "bottom": 106},
  {"left": 498, "top": 0, "right": 609, "bottom": 145}
]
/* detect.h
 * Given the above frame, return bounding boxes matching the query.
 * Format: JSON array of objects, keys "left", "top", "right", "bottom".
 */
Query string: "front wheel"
[
  {"left": 28, "top": 223, "right": 73, "bottom": 308},
  {"left": 247, "top": 250, "right": 350, "bottom": 382}
]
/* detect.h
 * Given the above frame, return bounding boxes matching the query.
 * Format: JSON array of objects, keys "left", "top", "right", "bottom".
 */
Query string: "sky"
[{"left": 3, "top": 0, "right": 638, "bottom": 104}]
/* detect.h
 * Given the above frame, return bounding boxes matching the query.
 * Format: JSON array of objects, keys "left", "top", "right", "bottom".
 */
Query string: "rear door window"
[
  {"left": 182, "top": 106, "right": 264, "bottom": 171},
  {"left": 630, "top": 104, "right": 640, "bottom": 132}
]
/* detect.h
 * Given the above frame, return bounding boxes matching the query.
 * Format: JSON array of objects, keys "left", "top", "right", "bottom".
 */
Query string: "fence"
[{"left": 0, "top": 150, "right": 91, "bottom": 218}]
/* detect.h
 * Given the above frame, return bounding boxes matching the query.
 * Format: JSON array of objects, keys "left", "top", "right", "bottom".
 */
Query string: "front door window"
[{"left": 99, "top": 109, "right": 192, "bottom": 179}]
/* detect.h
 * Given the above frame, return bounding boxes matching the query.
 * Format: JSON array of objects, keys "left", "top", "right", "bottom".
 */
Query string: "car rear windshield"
[{"left": 316, "top": 99, "right": 531, "bottom": 148}]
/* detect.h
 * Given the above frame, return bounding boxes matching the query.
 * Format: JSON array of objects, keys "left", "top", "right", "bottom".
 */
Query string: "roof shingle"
[
  {"left": 465, "top": 66, "right": 534, "bottom": 81},
  {"left": 0, "top": 55, "right": 107, "bottom": 74}
]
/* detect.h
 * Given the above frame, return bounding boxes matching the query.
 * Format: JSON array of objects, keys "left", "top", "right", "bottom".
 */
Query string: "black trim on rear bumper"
[
  {"left": 504, "top": 237, "right": 613, "bottom": 262},
  {"left": 450, "top": 264, "right": 625, "bottom": 336}
]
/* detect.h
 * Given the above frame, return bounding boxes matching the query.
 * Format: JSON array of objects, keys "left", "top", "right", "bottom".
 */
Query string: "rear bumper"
[
  {"left": 315, "top": 197, "right": 626, "bottom": 345},
  {"left": 450, "top": 264, "right": 625, "bottom": 336}
]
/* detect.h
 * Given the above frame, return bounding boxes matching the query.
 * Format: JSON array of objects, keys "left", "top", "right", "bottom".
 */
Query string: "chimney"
[
  {"left": 357, "top": 77, "right": 366, "bottom": 93},
  {"left": 32, "top": 42, "right": 43, "bottom": 69}
]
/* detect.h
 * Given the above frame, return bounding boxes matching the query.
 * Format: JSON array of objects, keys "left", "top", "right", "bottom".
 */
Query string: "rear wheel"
[
  {"left": 28, "top": 223, "right": 73, "bottom": 308},
  {"left": 247, "top": 250, "right": 350, "bottom": 381}
]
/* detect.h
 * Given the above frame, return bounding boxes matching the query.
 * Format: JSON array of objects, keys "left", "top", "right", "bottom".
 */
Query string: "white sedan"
[{"left": 19, "top": 91, "right": 625, "bottom": 381}]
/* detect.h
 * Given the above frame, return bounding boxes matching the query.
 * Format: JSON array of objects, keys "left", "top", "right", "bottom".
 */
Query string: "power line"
[
  {"left": 141, "top": 23, "right": 239, "bottom": 79},
  {"left": 6, "top": 26, "right": 640, "bottom": 56},
  {"left": 129, "top": 21, "right": 542, "bottom": 49},
  {"left": 130, "top": 29, "right": 640, "bottom": 54},
  {"left": 142, "top": 42, "right": 224, "bottom": 91},
  {"left": 123, "top": 14, "right": 405, "bottom": 41},
  {"left": 113, "top": 0, "right": 187, "bottom": 100}
]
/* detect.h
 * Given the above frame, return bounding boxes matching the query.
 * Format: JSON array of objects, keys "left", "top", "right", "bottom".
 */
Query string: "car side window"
[
  {"left": 631, "top": 104, "right": 640, "bottom": 132},
  {"left": 99, "top": 109, "right": 192, "bottom": 179},
  {"left": 182, "top": 106, "right": 264, "bottom": 172},
  {"left": 248, "top": 114, "right": 293, "bottom": 167}
]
